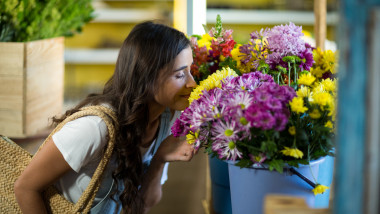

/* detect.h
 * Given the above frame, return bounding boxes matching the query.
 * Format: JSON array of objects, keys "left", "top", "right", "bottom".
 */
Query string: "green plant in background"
[{"left": 0, "top": 0, "right": 94, "bottom": 42}]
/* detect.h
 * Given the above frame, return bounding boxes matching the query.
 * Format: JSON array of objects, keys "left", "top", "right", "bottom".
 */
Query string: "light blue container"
[
  {"left": 209, "top": 156, "right": 232, "bottom": 214},
  {"left": 227, "top": 157, "right": 333, "bottom": 214},
  {"left": 314, "top": 155, "right": 335, "bottom": 208}
]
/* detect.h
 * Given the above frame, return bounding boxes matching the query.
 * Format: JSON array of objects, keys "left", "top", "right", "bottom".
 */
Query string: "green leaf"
[
  {"left": 260, "top": 140, "right": 277, "bottom": 154},
  {"left": 268, "top": 159, "right": 284, "bottom": 173},
  {"left": 235, "top": 159, "right": 253, "bottom": 168},
  {"left": 286, "top": 159, "right": 309, "bottom": 167},
  {"left": 3, "top": 0, "right": 94, "bottom": 42},
  {"left": 192, "top": 35, "right": 202, "bottom": 40},
  {"left": 236, "top": 141, "right": 262, "bottom": 154},
  {"left": 204, "top": 146, "right": 214, "bottom": 155},
  {"left": 219, "top": 57, "right": 242, "bottom": 75}
]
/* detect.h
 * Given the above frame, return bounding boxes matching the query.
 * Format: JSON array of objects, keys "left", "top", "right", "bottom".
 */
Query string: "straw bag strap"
[{"left": 35, "top": 105, "right": 118, "bottom": 213}]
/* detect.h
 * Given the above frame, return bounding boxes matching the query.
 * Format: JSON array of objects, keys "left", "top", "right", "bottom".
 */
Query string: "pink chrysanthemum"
[
  {"left": 212, "top": 140, "right": 243, "bottom": 161},
  {"left": 211, "top": 119, "right": 239, "bottom": 142}
]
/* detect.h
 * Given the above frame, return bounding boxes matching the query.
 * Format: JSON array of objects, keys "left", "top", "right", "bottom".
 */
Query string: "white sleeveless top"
[{"left": 52, "top": 108, "right": 180, "bottom": 205}]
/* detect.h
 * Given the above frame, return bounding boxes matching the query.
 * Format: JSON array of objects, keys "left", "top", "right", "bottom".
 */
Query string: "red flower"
[
  {"left": 220, "top": 40, "right": 236, "bottom": 57},
  {"left": 210, "top": 39, "right": 236, "bottom": 58},
  {"left": 191, "top": 45, "right": 209, "bottom": 78}
]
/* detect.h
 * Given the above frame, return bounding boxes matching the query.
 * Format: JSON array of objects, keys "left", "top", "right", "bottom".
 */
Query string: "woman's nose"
[{"left": 186, "top": 74, "right": 197, "bottom": 88}]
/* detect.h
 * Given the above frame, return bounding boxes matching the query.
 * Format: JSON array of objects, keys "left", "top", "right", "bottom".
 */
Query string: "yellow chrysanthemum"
[
  {"left": 219, "top": 55, "right": 226, "bottom": 62},
  {"left": 289, "top": 97, "right": 308, "bottom": 114},
  {"left": 288, "top": 126, "right": 296, "bottom": 135},
  {"left": 328, "top": 101, "right": 336, "bottom": 118},
  {"left": 189, "top": 67, "right": 238, "bottom": 104},
  {"left": 325, "top": 121, "right": 333, "bottom": 129},
  {"left": 231, "top": 44, "right": 243, "bottom": 67},
  {"left": 302, "top": 30, "right": 312, "bottom": 38},
  {"left": 298, "top": 72, "right": 316, "bottom": 86},
  {"left": 310, "top": 67, "right": 325, "bottom": 78},
  {"left": 322, "top": 50, "right": 336, "bottom": 73},
  {"left": 313, "top": 48, "right": 324, "bottom": 67},
  {"left": 320, "top": 78, "right": 336, "bottom": 92},
  {"left": 312, "top": 83, "right": 325, "bottom": 94},
  {"left": 186, "top": 131, "right": 199, "bottom": 144},
  {"left": 189, "top": 85, "right": 205, "bottom": 104},
  {"left": 296, "top": 86, "right": 311, "bottom": 98},
  {"left": 281, "top": 147, "right": 304, "bottom": 159},
  {"left": 202, "top": 67, "right": 238, "bottom": 89},
  {"left": 211, "top": 68, "right": 236, "bottom": 88},
  {"left": 310, "top": 92, "right": 333, "bottom": 107},
  {"left": 309, "top": 109, "right": 321, "bottom": 119},
  {"left": 312, "top": 184, "right": 329, "bottom": 195},
  {"left": 198, "top": 34, "right": 212, "bottom": 50}
]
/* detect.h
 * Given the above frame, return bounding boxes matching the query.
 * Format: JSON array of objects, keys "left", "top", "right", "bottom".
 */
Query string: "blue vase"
[
  {"left": 227, "top": 156, "right": 333, "bottom": 214},
  {"left": 314, "top": 155, "right": 334, "bottom": 208},
  {"left": 208, "top": 156, "right": 232, "bottom": 214}
]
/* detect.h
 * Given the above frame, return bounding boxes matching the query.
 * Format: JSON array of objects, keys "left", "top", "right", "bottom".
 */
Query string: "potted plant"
[
  {"left": 0, "top": 0, "right": 94, "bottom": 137},
  {"left": 173, "top": 16, "right": 337, "bottom": 214}
]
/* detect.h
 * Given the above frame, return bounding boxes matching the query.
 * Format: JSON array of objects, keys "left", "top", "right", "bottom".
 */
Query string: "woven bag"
[{"left": 0, "top": 105, "right": 118, "bottom": 214}]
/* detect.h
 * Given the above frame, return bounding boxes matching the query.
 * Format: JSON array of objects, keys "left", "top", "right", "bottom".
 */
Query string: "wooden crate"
[
  {"left": 264, "top": 195, "right": 330, "bottom": 214},
  {"left": 0, "top": 37, "right": 64, "bottom": 138}
]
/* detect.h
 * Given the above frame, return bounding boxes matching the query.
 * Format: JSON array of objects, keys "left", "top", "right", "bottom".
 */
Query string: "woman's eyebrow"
[{"left": 174, "top": 65, "right": 187, "bottom": 72}]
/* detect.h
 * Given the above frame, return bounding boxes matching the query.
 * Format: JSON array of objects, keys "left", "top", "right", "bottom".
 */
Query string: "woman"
[{"left": 14, "top": 21, "right": 197, "bottom": 214}]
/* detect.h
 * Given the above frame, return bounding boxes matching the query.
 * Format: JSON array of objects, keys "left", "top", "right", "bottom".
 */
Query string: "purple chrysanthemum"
[
  {"left": 222, "top": 72, "right": 274, "bottom": 92},
  {"left": 212, "top": 140, "right": 243, "bottom": 161},
  {"left": 298, "top": 46, "right": 314, "bottom": 71},
  {"left": 274, "top": 111, "right": 289, "bottom": 131},
  {"left": 171, "top": 119, "right": 185, "bottom": 137},
  {"left": 211, "top": 119, "right": 239, "bottom": 142},
  {"left": 172, "top": 69, "right": 295, "bottom": 152},
  {"left": 266, "top": 22, "right": 305, "bottom": 56}
]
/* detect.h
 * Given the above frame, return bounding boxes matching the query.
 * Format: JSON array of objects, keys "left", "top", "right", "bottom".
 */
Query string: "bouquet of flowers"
[
  {"left": 174, "top": 19, "right": 338, "bottom": 195},
  {"left": 189, "top": 15, "right": 243, "bottom": 84}
]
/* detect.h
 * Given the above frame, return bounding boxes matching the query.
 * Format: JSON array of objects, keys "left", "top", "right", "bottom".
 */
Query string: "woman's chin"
[{"left": 173, "top": 102, "right": 190, "bottom": 111}]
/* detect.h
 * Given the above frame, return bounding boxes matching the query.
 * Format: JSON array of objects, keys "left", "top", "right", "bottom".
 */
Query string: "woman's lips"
[{"left": 180, "top": 94, "right": 190, "bottom": 99}]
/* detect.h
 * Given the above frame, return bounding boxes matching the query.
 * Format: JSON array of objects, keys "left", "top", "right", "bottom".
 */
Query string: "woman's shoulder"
[
  {"left": 52, "top": 115, "right": 109, "bottom": 172},
  {"left": 62, "top": 115, "right": 108, "bottom": 134}
]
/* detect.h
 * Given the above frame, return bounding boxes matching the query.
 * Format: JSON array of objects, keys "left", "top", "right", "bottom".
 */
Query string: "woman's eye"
[{"left": 175, "top": 74, "right": 185, "bottom": 79}]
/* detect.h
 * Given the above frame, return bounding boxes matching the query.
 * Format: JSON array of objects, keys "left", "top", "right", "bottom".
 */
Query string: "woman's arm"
[
  {"left": 139, "top": 135, "right": 194, "bottom": 213},
  {"left": 14, "top": 138, "right": 72, "bottom": 214}
]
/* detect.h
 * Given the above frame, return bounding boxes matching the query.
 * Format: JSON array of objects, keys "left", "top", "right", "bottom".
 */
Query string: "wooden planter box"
[{"left": 0, "top": 37, "right": 64, "bottom": 138}]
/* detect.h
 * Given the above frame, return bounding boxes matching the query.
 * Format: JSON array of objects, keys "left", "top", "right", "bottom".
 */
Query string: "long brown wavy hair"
[{"left": 53, "top": 21, "right": 190, "bottom": 213}]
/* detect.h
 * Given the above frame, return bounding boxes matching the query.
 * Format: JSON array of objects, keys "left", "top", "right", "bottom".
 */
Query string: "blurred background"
[{"left": 64, "top": 0, "right": 338, "bottom": 105}]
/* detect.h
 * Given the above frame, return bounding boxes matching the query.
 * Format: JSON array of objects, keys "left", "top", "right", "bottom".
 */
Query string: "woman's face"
[{"left": 154, "top": 46, "right": 197, "bottom": 111}]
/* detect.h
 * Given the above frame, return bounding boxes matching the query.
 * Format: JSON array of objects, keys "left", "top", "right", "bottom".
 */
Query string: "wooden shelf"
[
  {"left": 89, "top": 8, "right": 338, "bottom": 25},
  {"left": 91, "top": 8, "right": 165, "bottom": 23},
  {"left": 64, "top": 48, "right": 119, "bottom": 64},
  {"left": 207, "top": 9, "right": 338, "bottom": 25}
]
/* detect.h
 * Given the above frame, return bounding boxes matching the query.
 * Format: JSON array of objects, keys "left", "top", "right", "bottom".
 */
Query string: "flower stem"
[
  {"left": 307, "top": 145, "right": 318, "bottom": 183},
  {"left": 294, "top": 63, "right": 297, "bottom": 84},
  {"left": 288, "top": 62, "right": 291, "bottom": 86}
]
